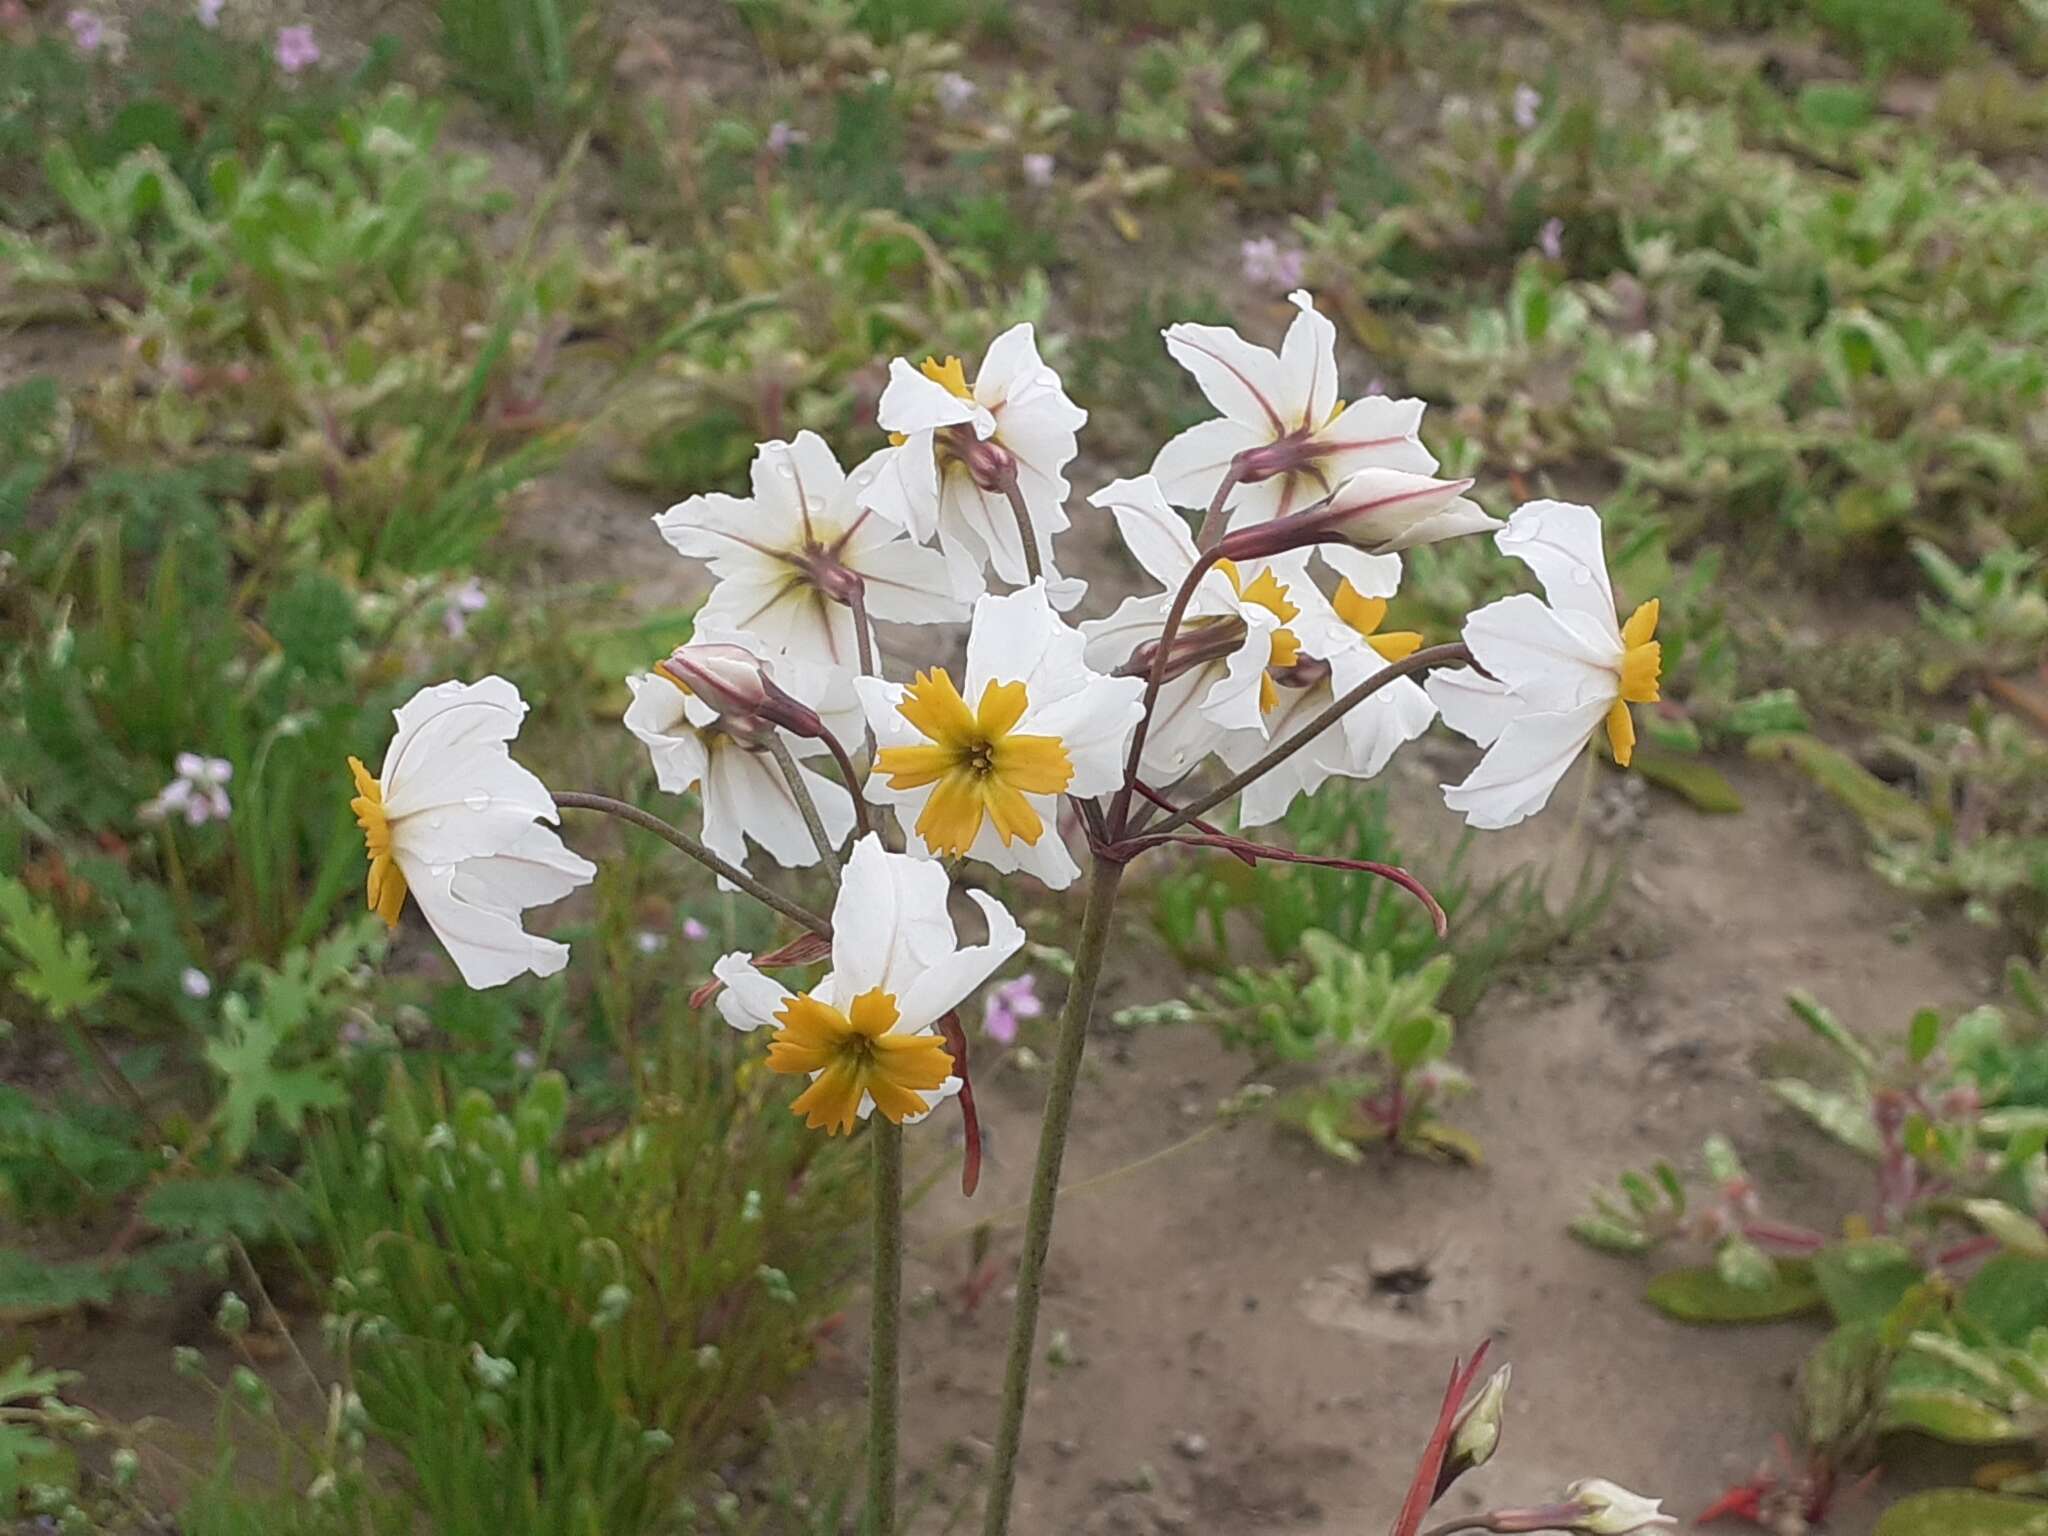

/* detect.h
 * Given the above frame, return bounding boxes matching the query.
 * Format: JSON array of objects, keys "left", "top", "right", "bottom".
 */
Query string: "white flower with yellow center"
[
  {"left": 1078, "top": 476, "right": 1309, "bottom": 782},
  {"left": 857, "top": 582, "right": 1145, "bottom": 889},
  {"left": 862, "top": 325, "right": 1088, "bottom": 604},
  {"left": 622, "top": 637, "right": 858, "bottom": 876},
  {"left": 714, "top": 835, "right": 1024, "bottom": 1134},
  {"left": 1426, "top": 501, "right": 1663, "bottom": 829},
  {"left": 1152, "top": 290, "right": 1442, "bottom": 529},
  {"left": 347, "top": 677, "right": 594, "bottom": 989},
  {"left": 1219, "top": 546, "right": 1439, "bottom": 827},
  {"left": 655, "top": 432, "right": 967, "bottom": 674}
]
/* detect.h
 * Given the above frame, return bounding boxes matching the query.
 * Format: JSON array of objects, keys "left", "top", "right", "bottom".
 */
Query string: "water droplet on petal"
[
  {"left": 428, "top": 814, "right": 445, "bottom": 830},
  {"left": 1571, "top": 568, "right": 1593, "bottom": 585},
  {"left": 773, "top": 459, "right": 796, "bottom": 479},
  {"left": 464, "top": 791, "right": 490, "bottom": 812},
  {"left": 429, "top": 863, "right": 451, "bottom": 879}
]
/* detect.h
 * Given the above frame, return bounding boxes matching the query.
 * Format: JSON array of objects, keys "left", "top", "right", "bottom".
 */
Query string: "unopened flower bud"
[
  {"left": 659, "top": 643, "right": 772, "bottom": 718},
  {"left": 949, "top": 427, "right": 1018, "bottom": 493},
  {"left": 1434, "top": 1363, "right": 1510, "bottom": 1497},
  {"left": 1118, "top": 615, "right": 1250, "bottom": 684},
  {"left": 1215, "top": 469, "right": 1491, "bottom": 561},
  {"left": 1565, "top": 1478, "right": 1675, "bottom": 1533}
]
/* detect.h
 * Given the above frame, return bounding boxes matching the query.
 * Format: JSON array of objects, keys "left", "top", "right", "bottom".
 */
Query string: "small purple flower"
[
  {"left": 1240, "top": 236, "right": 1306, "bottom": 294},
  {"left": 982, "top": 975, "right": 1043, "bottom": 1046},
  {"left": 1538, "top": 216, "right": 1565, "bottom": 261},
  {"left": 936, "top": 72, "right": 977, "bottom": 115},
  {"left": 66, "top": 8, "right": 104, "bottom": 51},
  {"left": 681, "top": 916, "right": 710, "bottom": 942},
  {"left": 143, "top": 753, "right": 233, "bottom": 825},
  {"left": 1021, "top": 152, "right": 1056, "bottom": 188},
  {"left": 764, "top": 121, "right": 809, "bottom": 157},
  {"left": 181, "top": 967, "right": 213, "bottom": 1000},
  {"left": 442, "top": 577, "right": 487, "bottom": 639},
  {"left": 274, "top": 24, "right": 320, "bottom": 75},
  {"left": 196, "top": 0, "right": 224, "bottom": 27},
  {"left": 1512, "top": 83, "right": 1543, "bottom": 132}
]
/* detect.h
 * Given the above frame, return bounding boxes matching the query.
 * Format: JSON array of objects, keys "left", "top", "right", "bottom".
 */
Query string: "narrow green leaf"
[{"left": 1643, "top": 1262, "right": 1823, "bottom": 1324}]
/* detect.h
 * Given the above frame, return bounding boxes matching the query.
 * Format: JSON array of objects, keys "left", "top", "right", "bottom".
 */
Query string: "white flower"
[
  {"left": 1079, "top": 476, "right": 1313, "bottom": 783},
  {"left": 1426, "top": 501, "right": 1662, "bottom": 830},
  {"left": 1220, "top": 546, "right": 1437, "bottom": 828},
  {"left": 713, "top": 835, "right": 1023, "bottom": 1133},
  {"left": 1512, "top": 83, "right": 1544, "bottom": 130},
  {"left": 936, "top": 71, "right": 977, "bottom": 113},
  {"left": 863, "top": 326, "right": 1088, "bottom": 605},
  {"left": 1021, "top": 151, "right": 1056, "bottom": 186},
  {"left": 656, "top": 433, "right": 967, "bottom": 674},
  {"left": 1566, "top": 1479, "right": 1674, "bottom": 1534},
  {"left": 1152, "top": 291, "right": 1442, "bottom": 529},
  {"left": 142, "top": 753, "right": 234, "bottom": 825},
  {"left": 348, "top": 678, "right": 594, "bottom": 989},
  {"left": 857, "top": 582, "right": 1144, "bottom": 889},
  {"left": 622, "top": 647, "right": 857, "bottom": 877}
]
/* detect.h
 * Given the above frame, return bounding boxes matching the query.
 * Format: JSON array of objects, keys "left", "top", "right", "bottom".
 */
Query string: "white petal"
[
  {"left": 857, "top": 434, "right": 944, "bottom": 544},
  {"left": 1078, "top": 592, "right": 1170, "bottom": 675},
  {"left": 829, "top": 835, "right": 960, "bottom": 1003},
  {"left": 1277, "top": 291, "right": 1339, "bottom": 429},
  {"left": 1496, "top": 499, "right": 1621, "bottom": 645},
  {"left": 876, "top": 357, "right": 992, "bottom": 437},
  {"left": 1026, "top": 675, "right": 1146, "bottom": 796},
  {"left": 895, "top": 888, "right": 1025, "bottom": 1030},
  {"left": 1308, "top": 396, "right": 1438, "bottom": 484},
  {"left": 1463, "top": 593, "right": 1619, "bottom": 709},
  {"left": 977, "top": 324, "right": 1086, "bottom": 433},
  {"left": 1426, "top": 667, "right": 1518, "bottom": 749},
  {"left": 703, "top": 744, "right": 851, "bottom": 871},
  {"left": 964, "top": 583, "right": 1066, "bottom": 699},
  {"left": 1163, "top": 320, "right": 1289, "bottom": 433},
  {"left": 847, "top": 532, "right": 974, "bottom": 624},
  {"left": 1138, "top": 669, "right": 1227, "bottom": 782},
  {"left": 654, "top": 491, "right": 783, "bottom": 569},
  {"left": 1087, "top": 476, "right": 1198, "bottom": 589},
  {"left": 952, "top": 801, "right": 1083, "bottom": 890},
  {"left": 1316, "top": 545, "right": 1405, "bottom": 600},
  {"left": 699, "top": 574, "right": 867, "bottom": 674},
  {"left": 713, "top": 952, "right": 791, "bottom": 1033},
  {"left": 749, "top": 433, "right": 848, "bottom": 548},
  {"left": 1148, "top": 416, "right": 1266, "bottom": 511},
  {"left": 1219, "top": 473, "right": 1292, "bottom": 531},
  {"left": 1198, "top": 606, "right": 1278, "bottom": 737},
  {"left": 623, "top": 674, "right": 711, "bottom": 793},
  {"left": 1378, "top": 496, "right": 1501, "bottom": 552},
  {"left": 1441, "top": 697, "right": 1609, "bottom": 830},
  {"left": 400, "top": 822, "right": 593, "bottom": 990},
  {"left": 379, "top": 677, "right": 544, "bottom": 822}
]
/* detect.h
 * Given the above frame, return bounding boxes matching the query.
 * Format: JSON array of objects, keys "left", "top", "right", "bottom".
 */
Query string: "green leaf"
[
  {"left": 1908, "top": 1008, "right": 1941, "bottom": 1064},
  {"left": 1628, "top": 744, "right": 1743, "bottom": 813},
  {"left": 140, "top": 1176, "right": 308, "bottom": 1241},
  {"left": 0, "top": 875, "right": 106, "bottom": 1019},
  {"left": 1785, "top": 990, "right": 1879, "bottom": 1078},
  {"left": 1875, "top": 1491, "right": 2048, "bottom": 1536},
  {"left": 1643, "top": 1262, "right": 1824, "bottom": 1324},
  {"left": 204, "top": 996, "right": 346, "bottom": 1159},
  {"left": 1811, "top": 1239, "right": 1924, "bottom": 1327},
  {"left": 1962, "top": 1256, "right": 2048, "bottom": 1342},
  {"left": 1881, "top": 1389, "right": 2028, "bottom": 1446},
  {"left": 566, "top": 608, "right": 699, "bottom": 697},
  {"left": 1768, "top": 1078, "right": 1881, "bottom": 1155},
  {"left": 1748, "top": 733, "right": 1936, "bottom": 842},
  {"left": 0, "top": 1249, "right": 115, "bottom": 1318},
  {"left": 1957, "top": 1200, "right": 2048, "bottom": 1258}
]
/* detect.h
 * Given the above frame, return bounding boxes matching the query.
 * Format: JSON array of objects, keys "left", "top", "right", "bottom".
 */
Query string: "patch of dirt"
[{"left": 864, "top": 753, "right": 1994, "bottom": 1535}]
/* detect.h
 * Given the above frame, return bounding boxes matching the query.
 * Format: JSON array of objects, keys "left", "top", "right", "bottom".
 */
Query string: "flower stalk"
[
  {"left": 766, "top": 734, "right": 843, "bottom": 876},
  {"left": 982, "top": 854, "right": 1126, "bottom": 1536},
  {"left": 869, "top": 1118, "right": 904, "bottom": 1536}
]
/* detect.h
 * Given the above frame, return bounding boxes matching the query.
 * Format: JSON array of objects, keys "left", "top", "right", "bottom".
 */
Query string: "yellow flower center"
[
  {"left": 766, "top": 987, "right": 955, "bottom": 1134},
  {"left": 1333, "top": 578, "right": 1425, "bottom": 664},
  {"left": 348, "top": 757, "right": 408, "bottom": 929},
  {"left": 1605, "top": 598, "right": 1663, "bottom": 768},
  {"left": 875, "top": 670, "right": 1074, "bottom": 853},
  {"left": 918, "top": 355, "right": 974, "bottom": 400},
  {"left": 1217, "top": 559, "right": 1303, "bottom": 714}
]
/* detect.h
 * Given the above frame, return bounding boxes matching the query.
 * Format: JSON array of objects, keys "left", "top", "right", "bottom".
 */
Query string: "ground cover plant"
[{"left": 0, "top": 0, "right": 2044, "bottom": 1531}]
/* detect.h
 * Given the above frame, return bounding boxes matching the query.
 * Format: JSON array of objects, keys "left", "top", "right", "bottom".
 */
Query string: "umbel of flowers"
[{"left": 348, "top": 293, "right": 1668, "bottom": 1536}]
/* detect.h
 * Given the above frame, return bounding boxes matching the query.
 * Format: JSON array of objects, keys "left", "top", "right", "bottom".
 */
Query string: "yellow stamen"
[
  {"left": 876, "top": 669, "right": 1073, "bottom": 853},
  {"left": 1333, "top": 579, "right": 1424, "bottom": 662},
  {"left": 766, "top": 987, "right": 955, "bottom": 1134},
  {"left": 348, "top": 756, "right": 407, "bottom": 929},
  {"left": 919, "top": 355, "right": 974, "bottom": 401},
  {"left": 1607, "top": 598, "right": 1662, "bottom": 768},
  {"left": 887, "top": 431, "right": 908, "bottom": 447},
  {"left": 1325, "top": 397, "right": 1346, "bottom": 426},
  {"left": 1218, "top": 560, "right": 1305, "bottom": 714}
]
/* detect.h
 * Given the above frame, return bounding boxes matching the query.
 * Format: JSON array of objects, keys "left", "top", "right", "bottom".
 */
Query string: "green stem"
[
  {"left": 1191, "top": 460, "right": 1244, "bottom": 550},
  {"left": 868, "top": 1119, "right": 904, "bottom": 1536},
  {"left": 551, "top": 792, "right": 830, "bottom": 937},
  {"left": 766, "top": 734, "right": 842, "bottom": 877},
  {"left": 981, "top": 856, "right": 1126, "bottom": 1535}
]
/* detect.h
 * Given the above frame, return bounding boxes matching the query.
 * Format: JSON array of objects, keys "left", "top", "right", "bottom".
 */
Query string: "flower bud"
[
  {"left": 1117, "top": 615, "right": 1250, "bottom": 684},
  {"left": 1214, "top": 469, "right": 1492, "bottom": 561},
  {"left": 948, "top": 425, "right": 1018, "bottom": 493},
  {"left": 658, "top": 643, "right": 773, "bottom": 718},
  {"left": 1565, "top": 1479, "right": 1675, "bottom": 1533},
  {"left": 1434, "top": 1363, "right": 1511, "bottom": 1498}
]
